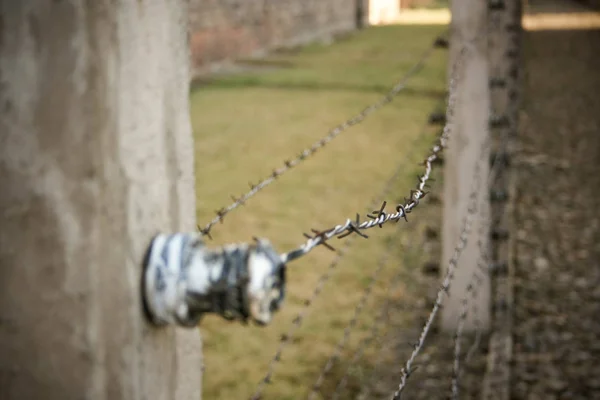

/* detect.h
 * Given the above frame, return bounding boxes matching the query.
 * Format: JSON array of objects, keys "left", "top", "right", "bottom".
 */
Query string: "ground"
[{"left": 511, "top": 3, "right": 600, "bottom": 399}]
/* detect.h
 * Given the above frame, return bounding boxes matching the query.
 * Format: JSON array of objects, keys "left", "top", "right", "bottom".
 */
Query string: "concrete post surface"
[
  {"left": 0, "top": 2, "right": 202, "bottom": 399},
  {"left": 441, "top": 0, "right": 491, "bottom": 333}
]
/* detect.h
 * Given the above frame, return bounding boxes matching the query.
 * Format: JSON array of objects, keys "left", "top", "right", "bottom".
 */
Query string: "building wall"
[{"left": 188, "top": 0, "right": 365, "bottom": 73}]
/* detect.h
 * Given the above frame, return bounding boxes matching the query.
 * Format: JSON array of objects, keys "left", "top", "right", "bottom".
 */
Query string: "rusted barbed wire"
[
  {"left": 197, "top": 35, "right": 447, "bottom": 239},
  {"left": 281, "top": 47, "right": 469, "bottom": 264}
]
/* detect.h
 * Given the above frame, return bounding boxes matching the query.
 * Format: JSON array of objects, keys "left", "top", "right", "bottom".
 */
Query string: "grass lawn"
[{"left": 190, "top": 23, "right": 448, "bottom": 400}]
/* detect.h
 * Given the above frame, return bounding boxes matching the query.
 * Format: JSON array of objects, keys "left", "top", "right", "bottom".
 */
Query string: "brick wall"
[{"left": 188, "top": 0, "right": 365, "bottom": 73}]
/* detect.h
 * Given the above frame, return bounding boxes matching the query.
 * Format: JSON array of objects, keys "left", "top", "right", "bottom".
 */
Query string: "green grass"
[{"left": 191, "top": 24, "right": 448, "bottom": 400}]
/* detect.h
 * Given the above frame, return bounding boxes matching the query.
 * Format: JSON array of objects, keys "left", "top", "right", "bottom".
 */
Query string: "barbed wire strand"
[
  {"left": 304, "top": 93, "right": 449, "bottom": 399},
  {"left": 249, "top": 147, "right": 419, "bottom": 400},
  {"left": 281, "top": 47, "right": 469, "bottom": 265},
  {"left": 250, "top": 36, "right": 469, "bottom": 400},
  {"left": 198, "top": 34, "right": 446, "bottom": 239},
  {"left": 450, "top": 75, "right": 516, "bottom": 398},
  {"left": 353, "top": 224, "right": 441, "bottom": 400},
  {"left": 387, "top": 29, "right": 522, "bottom": 395},
  {"left": 450, "top": 83, "right": 517, "bottom": 397},
  {"left": 356, "top": 320, "right": 402, "bottom": 400},
  {"left": 330, "top": 226, "right": 424, "bottom": 400},
  {"left": 450, "top": 197, "right": 491, "bottom": 400},
  {"left": 307, "top": 223, "right": 404, "bottom": 400},
  {"left": 391, "top": 123, "right": 510, "bottom": 399},
  {"left": 389, "top": 135, "right": 488, "bottom": 400}
]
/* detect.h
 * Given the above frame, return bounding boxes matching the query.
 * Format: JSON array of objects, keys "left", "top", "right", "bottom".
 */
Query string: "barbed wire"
[
  {"left": 450, "top": 75, "right": 516, "bottom": 397},
  {"left": 390, "top": 121, "right": 511, "bottom": 399},
  {"left": 197, "top": 34, "right": 447, "bottom": 239},
  {"left": 281, "top": 47, "right": 469, "bottom": 264},
  {"left": 254, "top": 45, "right": 469, "bottom": 399},
  {"left": 249, "top": 148, "right": 416, "bottom": 400},
  {"left": 354, "top": 227, "right": 438, "bottom": 400},
  {"left": 450, "top": 199, "right": 491, "bottom": 400},
  {"left": 303, "top": 92, "right": 449, "bottom": 398},
  {"left": 329, "top": 225, "right": 424, "bottom": 400},
  {"left": 304, "top": 47, "right": 468, "bottom": 400},
  {"left": 449, "top": 75, "right": 517, "bottom": 397},
  {"left": 249, "top": 85, "right": 451, "bottom": 398},
  {"left": 451, "top": 69, "right": 514, "bottom": 400},
  {"left": 307, "top": 222, "right": 403, "bottom": 400},
  {"left": 389, "top": 136, "right": 487, "bottom": 400},
  {"left": 357, "top": 322, "right": 400, "bottom": 400}
]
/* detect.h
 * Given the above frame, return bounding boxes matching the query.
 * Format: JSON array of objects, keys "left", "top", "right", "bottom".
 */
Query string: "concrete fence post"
[
  {"left": 0, "top": 2, "right": 202, "bottom": 399},
  {"left": 441, "top": 0, "right": 491, "bottom": 333}
]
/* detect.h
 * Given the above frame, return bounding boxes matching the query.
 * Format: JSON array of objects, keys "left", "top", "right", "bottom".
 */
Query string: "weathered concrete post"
[
  {"left": 0, "top": 2, "right": 202, "bottom": 399},
  {"left": 482, "top": 1, "right": 522, "bottom": 398},
  {"left": 441, "top": 0, "right": 491, "bottom": 333}
]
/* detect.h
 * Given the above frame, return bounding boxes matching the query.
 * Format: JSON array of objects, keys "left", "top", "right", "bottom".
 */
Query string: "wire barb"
[
  {"left": 197, "top": 34, "right": 447, "bottom": 238},
  {"left": 307, "top": 221, "right": 401, "bottom": 400},
  {"left": 281, "top": 44, "right": 466, "bottom": 265},
  {"left": 249, "top": 153, "right": 412, "bottom": 400},
  {"left": 329, "top": 222, "right": 420, "bottom": 400},
  {"left": 390, "top": 139, "right": 486, "bottom": 400},
  {"left": 450, "top": 206, "right": 491, "bottom": 400}
]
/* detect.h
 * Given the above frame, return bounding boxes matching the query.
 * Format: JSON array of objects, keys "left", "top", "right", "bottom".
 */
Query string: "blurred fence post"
[
  {"left": 441, "top": 0, "right": 491, "bottom": 333},
  {"left": 0, "top": 2, "right": 202, "bottom": 399},
  {"left": 482, "top": 0, "right": 523, "bottom": 398}
]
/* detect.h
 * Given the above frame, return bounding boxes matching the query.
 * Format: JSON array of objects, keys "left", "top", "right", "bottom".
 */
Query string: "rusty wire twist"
[{"left": 198, "top": 34, "right": 447, "bottom": 239}]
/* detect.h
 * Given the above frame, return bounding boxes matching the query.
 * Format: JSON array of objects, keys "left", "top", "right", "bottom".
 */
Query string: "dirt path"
[{"left": 512, "top": 2, "right": 600, "bottom": 399}]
